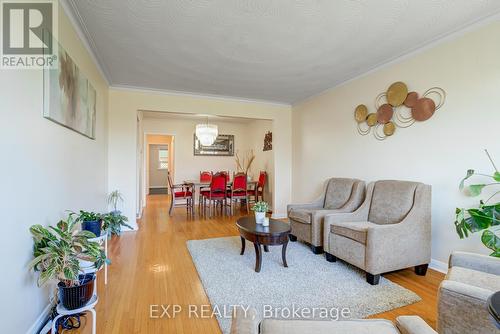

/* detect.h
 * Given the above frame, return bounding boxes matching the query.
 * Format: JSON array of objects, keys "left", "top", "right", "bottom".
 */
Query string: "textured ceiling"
[{"left": 68, "top": 0, "right": 500, "bottom": 104}]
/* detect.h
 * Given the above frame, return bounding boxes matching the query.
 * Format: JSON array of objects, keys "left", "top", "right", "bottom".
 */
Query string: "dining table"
[{"left": 183, "top": 179, "right": 258, "bottom": 206}]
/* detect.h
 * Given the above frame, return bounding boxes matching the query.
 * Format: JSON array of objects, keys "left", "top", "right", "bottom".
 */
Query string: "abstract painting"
[{"left": 43, "top": 40, "right": 96, "bottom": 139}]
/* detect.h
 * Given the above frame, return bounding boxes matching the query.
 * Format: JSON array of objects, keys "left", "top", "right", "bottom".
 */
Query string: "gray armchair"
[
  {"left": 287, "top": 178, "right": 365, "bottom": 254},
  {"left": 438, "top": 251, "right": 500, "bottom": 334},
  {"left": 324, "top": 180, "right": 431, "bottom": 285},
  {"left": 230, "top": 307, "right": 437, "bottom": 334}
]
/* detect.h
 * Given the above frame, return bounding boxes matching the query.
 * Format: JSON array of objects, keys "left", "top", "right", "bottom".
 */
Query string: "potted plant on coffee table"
[
  {"left": 29, "top": 214, "right": 108, "bottom": 310},
  {"left": 252, "top": 201, "right": 269, "bottom": 224},
  {"left": 73, "top": 211, "right": 103, "bottom": 237}
]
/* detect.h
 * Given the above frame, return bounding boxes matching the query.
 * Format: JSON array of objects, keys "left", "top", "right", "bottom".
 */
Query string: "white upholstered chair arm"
[
  {"left": 449, "top": 251, "right": 500, "bottom": 275},
  {"left": 396, "top": 316, "right": 436, "bottom": 334},
  {"left": 230, "top": 307, "right": 260, "bottom": 334}
]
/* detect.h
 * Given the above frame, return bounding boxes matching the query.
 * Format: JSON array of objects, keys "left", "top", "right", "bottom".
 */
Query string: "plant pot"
[
  {"left": 255, "top": 211, "right": 266, "bottom": 224},
  {"left": 58, "top": 274, "right": 95, "bottom": 310},
  {"left": 82, "top": 219, "right": 102, "bottom": 237}
]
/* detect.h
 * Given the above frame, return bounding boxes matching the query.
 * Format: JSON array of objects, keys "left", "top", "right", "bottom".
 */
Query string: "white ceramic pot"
[{"left": 255, "top": 211, "right": 265, "bottom": 224}]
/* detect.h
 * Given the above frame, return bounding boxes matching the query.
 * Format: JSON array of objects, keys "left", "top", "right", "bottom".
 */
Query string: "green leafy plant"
[
  {"left": 72, "top": 210, "right": 102, "bottom": 222},
  {"left": 251, "top": 201, "right": 269, "bottom": 213},
  {"left": 455, "top": 150, "right": 500, "bottom": 257},
  {"left": 102, "top": 212, "right": 133, "bottom": 236},
  {"left": 107, "top": 190, "right": 124, "bottom": 212},
  {"left": 29, "top": 214, "right": 108, "bottom": 287}
]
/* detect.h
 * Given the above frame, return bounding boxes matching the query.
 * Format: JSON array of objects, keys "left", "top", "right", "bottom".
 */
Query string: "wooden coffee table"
[{"left": 236, "top": 216, "right": 291, "bottom": 273}]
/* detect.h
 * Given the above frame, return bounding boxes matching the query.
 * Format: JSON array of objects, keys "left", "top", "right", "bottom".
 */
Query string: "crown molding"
[
  {"left": 60, "top": 0, "right": 111, "bottom": 85},
  {"left": 293, "top": 11, "right": 500, "bottom": 106},
  {"left": 110, "top": 84, "right": 292, "bottom": 108}
]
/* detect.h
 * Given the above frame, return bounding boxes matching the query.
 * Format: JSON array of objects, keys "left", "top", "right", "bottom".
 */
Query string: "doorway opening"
[{"left": 146, "top": 134, "right": 174, "bottom": 195}]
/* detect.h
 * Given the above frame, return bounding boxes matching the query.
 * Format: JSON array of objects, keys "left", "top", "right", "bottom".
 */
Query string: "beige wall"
[
  {"left": 0, "top": 4, "right": 109, "bottom": 333},
  {"left": 108, "top": 89, "right": 292, "bottom": 221},
  {"left": 292, "top": 21, "right": 500, "bottom": 266}
]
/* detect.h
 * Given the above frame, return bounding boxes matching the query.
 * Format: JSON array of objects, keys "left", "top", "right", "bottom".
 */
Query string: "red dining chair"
[
  {"left": 248, "top": 171, "right": 267, "bottom": 203},
  {"left": 199, "top": 171, "right": 212, "bottom": 212},
  {"left": 227, "top": 172, "right": 249, "bottom": 215},
  {"left": 167, "top": 171, "right": 194, "bottom": 216},
  {"left": 200, "top": 172, "right": 228, "bottom": 217}
]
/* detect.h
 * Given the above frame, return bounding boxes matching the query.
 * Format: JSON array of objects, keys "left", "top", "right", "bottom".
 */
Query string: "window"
[{"left": 158, "top": 148, "right": 168, "bottom": 170}]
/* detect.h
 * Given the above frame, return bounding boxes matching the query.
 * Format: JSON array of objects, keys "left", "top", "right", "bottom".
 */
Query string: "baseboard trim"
[
  {"left": 271, "top": 213, "right": 287, "bottom": 219},
  {"left": 429, "top": 258, "right": 448, "bottom": 274},
  {"left": 26, "top": 302, "right": 53, "bottom": 334}
]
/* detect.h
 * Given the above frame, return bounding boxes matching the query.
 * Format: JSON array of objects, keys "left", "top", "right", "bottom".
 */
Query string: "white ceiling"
[{"left": 67, "top": 0, "right": 500, "bottom": 104}]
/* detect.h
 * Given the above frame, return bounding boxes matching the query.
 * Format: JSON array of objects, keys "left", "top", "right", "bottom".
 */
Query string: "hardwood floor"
[{"left": 73, "top": 195, "right": 444, "bottom": 333}]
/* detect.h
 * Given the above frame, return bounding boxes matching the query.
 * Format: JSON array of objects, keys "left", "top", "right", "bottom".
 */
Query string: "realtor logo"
[{"left": 1, "top": 0, "right": 58, "bottom": 68}]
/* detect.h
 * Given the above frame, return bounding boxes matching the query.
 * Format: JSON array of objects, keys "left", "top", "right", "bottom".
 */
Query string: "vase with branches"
[
  {"left": 235, "top": 150, "right": 255, "bottom": 176},
  {"left": 455, "top": 149, "right": 500, "bottom": 257}
]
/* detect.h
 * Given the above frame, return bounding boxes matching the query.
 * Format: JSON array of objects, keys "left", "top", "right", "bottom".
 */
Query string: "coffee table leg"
[
  {"left": 282, "top": 241, "right": 288, "bottom": 268},
  {"left": 240, "top": 237, "right": 245, "bottom": 255},
  {"left": 254, "top": 243, "right": 262, "bottom": 272},
  {"left": 263, "top": 245, "right": 269, "bottom": 252}
]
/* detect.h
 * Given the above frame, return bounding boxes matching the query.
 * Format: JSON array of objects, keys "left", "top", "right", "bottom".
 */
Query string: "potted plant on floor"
[
  {"left": 73, "top": 211, "right": 103, "bottom": 237},
  {"left": 455, "top": 150, "right": 500, "bottom": 257},
  {"left": 102, "top": 212, "right": 133, "bottom": 236},
  {"left": 29, "top": 214, "right": 108, "bottom": 310},
  {"left": 252, "top": 201, "right": 269, "bottom": 224},
  {"left": 107, "top": 190, "right": 124, "bottom": 216}
]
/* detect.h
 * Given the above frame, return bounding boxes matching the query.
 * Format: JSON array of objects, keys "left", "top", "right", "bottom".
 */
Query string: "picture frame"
[{"left": 194, "top": 134, "right": 234, "bottom": 156}]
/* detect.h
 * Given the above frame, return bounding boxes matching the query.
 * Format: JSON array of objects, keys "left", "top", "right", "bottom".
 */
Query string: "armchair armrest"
[
  {"left": 287, "top": 195, "right": 324, "bottom": 215},
  {"left": 230, "top": 307, "right": 260, "bottom": 334},
  {"left": 396, "top": 316, "right": 436, "bottom": 334},
  {"left": 449, "top": 251, "right": 500, "bottom": 275}
]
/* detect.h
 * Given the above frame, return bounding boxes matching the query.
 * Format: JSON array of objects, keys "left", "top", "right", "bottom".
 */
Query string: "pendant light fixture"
[{"left": 195, "top": 117, "right": 218, "bottom": 146}]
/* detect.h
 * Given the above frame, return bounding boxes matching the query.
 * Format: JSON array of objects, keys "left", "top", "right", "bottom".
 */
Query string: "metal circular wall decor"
[
  {"left": 353, "top": 82, "right": 446, "bottom": 140},
  {"left": 354, "top": 104, "right": 368, "bottom": 122},
  {"left": 386, "top": 81, "right": 408, "bottom": 107}
]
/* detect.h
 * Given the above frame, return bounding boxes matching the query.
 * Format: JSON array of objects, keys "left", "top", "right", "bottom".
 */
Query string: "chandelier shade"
[{"left": 195, "top": 123, "right": 218, "bottom": 146}]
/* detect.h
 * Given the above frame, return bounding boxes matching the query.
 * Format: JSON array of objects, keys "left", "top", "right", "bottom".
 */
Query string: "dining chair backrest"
[
  {"left": 210, "top": 172, "right": 227, "bottom": 193},
  {"left": 232, "top": 173, "right": 247, "bottom": 192},
  {"left": 200, "top": 171, "right": 212, "bottom": 183},
  {"left": 167, "top": 171, "right": 175, "bottom": 192},
  {"left": 219, "top": 170, "right": 229, "bottom": 181},
  {"left": 258, "top": 171, "right": 267, "bottom": 188}
]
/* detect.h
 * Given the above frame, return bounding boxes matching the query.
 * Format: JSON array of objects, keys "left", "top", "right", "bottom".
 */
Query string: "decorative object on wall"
[
  {"left": 355, "top": 81, "right": 446, "bottom": 140},
  {"left": 194, "top": 134, "right": 234, "bottom": 156},
  {"left": 195, "top": 117, "right": 219, "bottom": 146},
  {"left": 263, "top": 131, "right": 272, "bottom": 151},
  {"left": 43, "top": 40, "right": 97, "bottom": 139}
]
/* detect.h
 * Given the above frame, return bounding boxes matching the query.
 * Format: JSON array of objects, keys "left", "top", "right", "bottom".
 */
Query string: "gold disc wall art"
[{"left": 353, "top": 82, "right": 446, "bottom": 140}]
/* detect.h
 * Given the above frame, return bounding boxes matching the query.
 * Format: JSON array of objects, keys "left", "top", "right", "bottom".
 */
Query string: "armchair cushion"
[
  {"left": 368, "top": 181, "right": 419, "bottom": 225},
  {"left": 331, "top": 221, "right": 374, "bottom": 245},
  {"left": 446, "top": 266, "right": 500, "bottom": 292}
]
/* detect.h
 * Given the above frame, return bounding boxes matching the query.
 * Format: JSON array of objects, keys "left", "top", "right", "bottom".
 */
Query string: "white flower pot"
[{"left": 255, "top": 211, "right": 265, "bottom": 224}]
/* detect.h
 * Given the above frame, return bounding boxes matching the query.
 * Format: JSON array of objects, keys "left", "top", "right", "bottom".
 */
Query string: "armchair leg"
[
  {"left": 415, "top": 264, "right": 429, "bottom": 276},
  {"left": 288, "top": 234, "right": 297, "bottom": 242},
  {"left": 325, "top": 253, "right": 336, "bottom": 262},
  {"left": 169, "top": 196, "right": 174, "bottom": 216},
  {"left": 366, "top": 273, "right": 380, "bottom": 285},
  {"left": 311, "top": 245, "right": 323, "bottom": 254}
]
